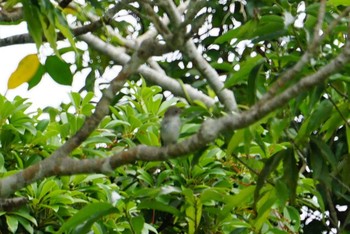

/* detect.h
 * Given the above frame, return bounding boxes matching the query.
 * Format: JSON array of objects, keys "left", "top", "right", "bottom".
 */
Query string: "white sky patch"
[
  {"left": 336, "top": 205, "right": 347, "bottom": 212},
  {"left": 294, "top": 2, "right": 306, "bottom": 28},
  {"left": 0, "top": 23, "right": 79, "bottom": 110},
  {"left": 284, "top": 11, "right": 295, "bottom": 27},
  {"left": 0, "top": 21, "right": 124, "bottom": 111}
]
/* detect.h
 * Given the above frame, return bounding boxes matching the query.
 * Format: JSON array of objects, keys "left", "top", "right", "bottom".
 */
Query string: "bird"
[{"left": 160, "top": 106, "right": 182, "bottom": 146}]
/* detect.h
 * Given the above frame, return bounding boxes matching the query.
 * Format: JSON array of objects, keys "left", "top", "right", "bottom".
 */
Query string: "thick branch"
[
  {"left": 183, "top": 40, "right": 238, "bottom": 112},
  {"left": 0, "top": 197, "right": 28, "bottom": 211},
  {"left": 0, "top": 4, "right": 214, "bottom": 107},
  {"left": 259, "top": 2, "right": 347, "bottom": 104},
  {"left": 80, "top": 34, "right": 216, "bottom": 107},
  {"left": 150, "top": 1, "right": 238, "bottom": 112},
  {"left": 0, "top": 37, "right": 160, "bottom": 198},
  {"left": 0, "top": 7, "right": 22, "bottom": 23},
  {"left": 128, "top": 1, "right": 237, "bottom": 111},
  {"left": 1, "top": 40, "right": 348, "bottom": 197},
  {"left": 0, "top": 20, "right": 103, "bottom": 47},
  {"left": 0, "top": 2, "right": 126, "bottom": 47},
  {"left": 78, "top": 2, "right": 215, "bottom": 107}
]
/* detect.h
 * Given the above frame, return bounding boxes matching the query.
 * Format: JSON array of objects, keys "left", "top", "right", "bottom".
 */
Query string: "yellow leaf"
[
  {"left": 62, "top": 7, "right": 77, "bottom": 15},
  {"left": 7, "top": 54, "right": 40, "bottom": 89}
]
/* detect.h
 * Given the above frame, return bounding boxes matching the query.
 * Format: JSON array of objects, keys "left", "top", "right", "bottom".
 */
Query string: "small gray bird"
[{"left": 160, "top": 106, "right": 182, "bottom": 146}]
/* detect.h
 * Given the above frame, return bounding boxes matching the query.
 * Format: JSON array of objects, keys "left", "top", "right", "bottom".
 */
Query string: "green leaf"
[
  {"left": 221, "top": 186, "right": 255, "bottom": 218},
  {"left": 36, "top": 119, "right": 49, "bottom": 132},
  {"left": 296, "top": 100, "right": 333, "bottom": 143},
  {"left": 45, "top": 55, "right": 73, "bottom": 85},
  {"left": 210, "top": 61, "right": 233, "bottom": 72},
  {"left": 254, "top": 151, "right": 284, "bottom": 206},
  {"left": 38, "top": 180, "right": 58, "bottom": 201},
  {"left": 275, "top": 179, "right": 289, "bottom": 205},
  {"left": 55, "top": 11, "right": 76, "bottom": 51},
  {"left": 137, "top": 169, "right": 154, "bottom": 186},
  {"left": 21, "top": 1, "right": 43, "bottom": 48},
  {"left": 309, "top": 141, "right": 330, "bottom": 184},
  {"left": 28, "top": 64, "right": 45, "bottom": 89},
  {"left": 254, "top": 130, "right": 267, "bottom": 157},
  {"left": 227, "top": 129, "right": 244, "bottom": 155},
  {"left": 252, "top": 15, "right": 286, "bottom": 43},
  {"left": 39, "top": 13, "right": 58, "bottom": 54},
  {"left": 215, "top": 15, "right": 285, "bottom": 45},
  {"left": 58, "top": 202, "right": 118, "bottom": 234},
  {"left": 86, "top": 0, "right": 104, "bottom": 9},
  {"left": 270, "top": 118, "right": 290, "bottom": 143},
  {"left": 247, "top": 61, "right": 264, "bottom": 105},
  {"left": 319, "top": 101, "right": 348, "bottom": 140},
  {"left": 200, "top": 188, "right": 227, "bottom": 203},
  {"left": 282, "top": 149, "right": 298, "bottom": 204},
  {"left": 347, "top": 125, "right": 350, "bottom": 153},
  {"left": 184, "top": 193, "right": 202, "bottom": 234},
  {"left": 83, "top": 70, "right": 96, "bottom": 92},
  {"left": 6, "top": 215, "right": 18, "bottom": 233},
  {"left": 284, "top": 206, "right": 301, "bottom": 231},
  {"left": 0, "top": 153, "right": 5, "bottom": 172},
  {"left": 11, "top": 211, "right": 38, "bottom": 226},
  {"left": 255, "top": 188, "right": 276, "bottom": 230},
  {"left": 138, "top": 200, "right": 181, "bottom": 215},
  {"left": 17, "top": 216, "right": 34, "bottom": 233},
  {"left": 215, "top": 20, "right": 257, "bottom": 44},
  {"left": 340, "top": 157, "right": 350, "bottom": 188},
  {"left": 69, "top": 92, "right": 82, "bottom": 112},
  {"left": 226, "top": 55, "right": 264, "bottom": 87},
  {"left": 311, "top": 137, "right": 337, "bottom": 171},
  {"left": 136, "top": 123, "right": 158, "bottom": 146},
  {"left": 104, "top": 120, "right": 131, "bottom": 129},
  {"left": 82, "top": 92, "right": 95, "bottom": 106},
  {"left": 130, "top": 216, "right": 144, "bottom": 234},
  {"left": 308, "top": 86, "right": 325, "bottom": 114},
  {"left": 327, "top": 0, "right": 350, "bottom": 6}
]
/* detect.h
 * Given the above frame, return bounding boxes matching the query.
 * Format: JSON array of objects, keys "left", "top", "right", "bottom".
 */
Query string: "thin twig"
[
  {"left": 0, "top": 36, "right": 161, "bottom": 197},
  {"left": 154, "top": 0, "right": 238, "bottom": 111},
  {"left": 324, "top": 184, "right": 339, "bottom": 231},
  {"left": 0, "top": 38, "right": 348, "bottom": 195},
  {"left": 231, "top": 154, "right": 274, "bottom": 185},
  {"left": 0, "top": 7, "right": 22, "bottom": 22},
  {"left": 138, "top": 1, "right": 171, "bottom": 37},
  {"left": 323, "top": 6, "right": 350, "bottom": 40},
  {"left": 310, "top": 0, "right": 327, "bottom": 50},
  {"left": 331, "top": 174, "right": 350, "bottom": 194},
  {"left": 326, "top": 92, "right": 350, "bottom": 127},
  {"left": 259, "top": 1, "right": 332, "bottom": 104},
  {"left": 0, "top": 18, "right": 103, "bottom": 47}
]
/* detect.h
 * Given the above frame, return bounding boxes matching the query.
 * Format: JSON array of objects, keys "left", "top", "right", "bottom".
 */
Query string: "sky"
[
  {"left": 0, "top": 22, "right": 85, "bottom": 111},
  {"left": 0, "top": 2, "right": 306, "bottom": 112}
]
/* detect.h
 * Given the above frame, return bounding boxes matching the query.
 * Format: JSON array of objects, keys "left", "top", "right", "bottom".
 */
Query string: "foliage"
[{"left": 1, "top": 0, "right": 350, "bottom": 233}]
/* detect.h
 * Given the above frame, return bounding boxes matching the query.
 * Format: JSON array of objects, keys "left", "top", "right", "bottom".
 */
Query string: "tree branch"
[
  {"left": 0, "top": 197, "right": 29, "bottom": 211},
  {"left": 59, "top": 0, "right": 73, "bottom": 8},
  {"left": 0, "top": 2, "right": 127, "bottom": 47},
  {"left": 183, "top": 40, "right": 238, "bottom": 112},
  {"left": 79, "top": 2, "right": 216, "bottom": 107},
  {"left": 150, "top": 1, "right": 238, "bottom": 112},
  {"left": 0, "top": 7, "right": 22, "bottom": 23},
  {"left": 80, "top": 34, "right": 216, "bottom": 107},
  {"left": 0, "top": 37, "right": 162, "bottom": 198},
  {"left": 0, "top": 20, "right": 104, "bottom": 47},
  {"left": 259, "top": 1, "right": 346, "bottom": 104},
  {"left": 126, "top": 1, "right": 238, "bottom": 112},
  {"left": 1, "top": 39, "right": 349, "bottom": 198}
]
